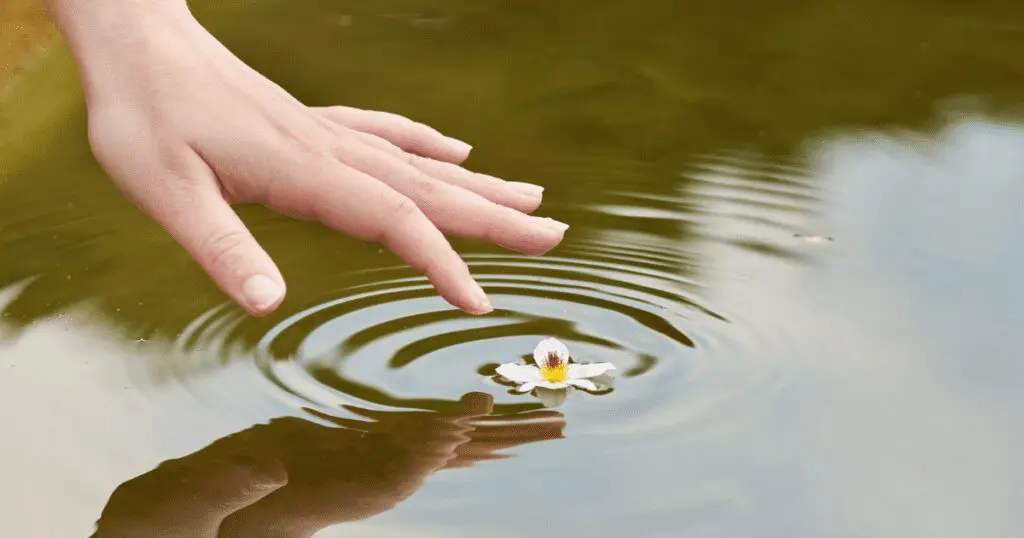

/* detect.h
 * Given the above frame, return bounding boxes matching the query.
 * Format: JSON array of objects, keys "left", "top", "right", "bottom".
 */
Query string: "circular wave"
[
  {"left": 170, "top": 242, "right": 747, "bottom": 420},
  {"left": 164, "top": 149, "right": 823, "bottom": 426}
]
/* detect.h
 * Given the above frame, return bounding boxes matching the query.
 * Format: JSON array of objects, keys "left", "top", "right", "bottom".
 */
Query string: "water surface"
[{"left": 1, "top": 1, "right": 1023, "bottom": 536}]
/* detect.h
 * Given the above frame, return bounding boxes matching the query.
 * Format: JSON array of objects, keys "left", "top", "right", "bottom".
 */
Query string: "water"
[{"left": 1, "top": 1, "right": 1023, "bottom": 536}]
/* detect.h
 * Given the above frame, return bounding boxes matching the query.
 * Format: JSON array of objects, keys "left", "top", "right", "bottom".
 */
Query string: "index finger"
[{"left": 270, "top": 151, "right": 493, "bottom": 315}]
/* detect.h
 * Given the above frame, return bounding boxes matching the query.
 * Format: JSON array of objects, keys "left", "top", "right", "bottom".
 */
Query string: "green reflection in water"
[{"left": 2, "top": 0, "right": 1023, "bottom": 341}]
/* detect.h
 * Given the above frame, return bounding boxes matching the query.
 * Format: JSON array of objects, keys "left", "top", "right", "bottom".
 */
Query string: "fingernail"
[
  {"left": 470, "top": 282, "right": 493, "bottom": 314},
  {"left": 540, "top": 218, "right": 570, "bottom": 233},
  {"left": 445, "top": 136, "right": 473, "bottom": 155},
  {"left": 508, "top": 181, "right": 545, "bottom": 198},
  {"left": 242, "top": 274, "right": 283, "bottom": 312}
]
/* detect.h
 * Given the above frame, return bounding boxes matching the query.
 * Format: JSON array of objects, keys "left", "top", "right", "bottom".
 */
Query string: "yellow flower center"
[
  {"left": 540, "top": 352, "right": 568, "bottom": 383},
  {"left": 541, "top": 363, "right": 569, "bottom": 383}
]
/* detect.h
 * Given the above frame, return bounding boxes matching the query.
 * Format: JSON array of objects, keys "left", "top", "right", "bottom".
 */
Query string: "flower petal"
[
  {"left": 535, "top": 387, "right": 568, "bottom": 408},
  {"left": 496, "top": 363, "right": 544, "bottom": 384},
  {"left": 568, "top": 362, "right": 616, "bottom": 379},
  {"left": 515, "top": 382, "right": 536, "bottom": 393},
  {"left": 536, "top": 381, "right": 569, "bottom": 390},
  {"left": 568, "top": 378, "right": 598, "bottom": 391},
  {"left": 533, "top": 337, "right": 569, "bottom": 366},
  {"left": 589, "top": 374, "right": 616, "bottom": 389}
]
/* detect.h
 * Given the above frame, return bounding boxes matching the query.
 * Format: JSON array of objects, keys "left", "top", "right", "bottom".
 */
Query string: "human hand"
[
  {"left": 46, "top": 0, "right": 568, "bottom": 317},
  {"left": 92, "top": 393, "right": 565, "bottom": 537}
]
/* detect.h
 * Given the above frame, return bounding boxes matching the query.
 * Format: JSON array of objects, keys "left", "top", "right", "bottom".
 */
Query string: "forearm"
[{"left": 42, "top": 0, "right": 196, "bottom": 101}]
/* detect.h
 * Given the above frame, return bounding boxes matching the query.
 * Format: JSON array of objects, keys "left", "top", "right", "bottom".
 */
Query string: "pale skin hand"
[{"left": 43, "top": 0, "right": 568, "bottom": 316}]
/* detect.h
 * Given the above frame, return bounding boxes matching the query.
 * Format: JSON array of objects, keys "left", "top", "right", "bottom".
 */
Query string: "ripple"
[
  {"left": 684, "top": 150, "right": 826, "bottom": 239},
  {"left": 162, "top": 150, "right": 822, "bottom": 427},
  {"left": 257, "top": 258, "right": 706, "bottom": 413},
  {"left": 166, "top": 241, "right": 781, "bottom": 427}
]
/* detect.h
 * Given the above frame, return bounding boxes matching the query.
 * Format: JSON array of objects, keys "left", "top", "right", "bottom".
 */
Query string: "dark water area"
[{"left": 1, "top": 1, "right": 1023, "bottom": 536}]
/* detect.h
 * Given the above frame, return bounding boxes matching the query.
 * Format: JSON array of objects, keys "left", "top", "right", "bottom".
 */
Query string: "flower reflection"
[{"left": 495, "top": 338, "right": 616, "bottom": 407}]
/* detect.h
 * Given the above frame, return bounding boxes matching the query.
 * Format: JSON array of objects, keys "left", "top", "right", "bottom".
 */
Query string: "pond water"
[{"left": 2, "top": 1, "right": 1023, "bottom": 536}]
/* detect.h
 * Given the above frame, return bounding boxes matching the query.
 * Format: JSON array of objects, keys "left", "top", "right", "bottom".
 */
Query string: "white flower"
[{"left": 496, "top": 337, "right": 616, "bottom": 393}]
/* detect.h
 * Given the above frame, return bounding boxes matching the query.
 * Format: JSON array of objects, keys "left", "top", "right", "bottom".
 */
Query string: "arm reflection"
[{"left": 92, "top": 392, "right": 564, "bottom": 537}]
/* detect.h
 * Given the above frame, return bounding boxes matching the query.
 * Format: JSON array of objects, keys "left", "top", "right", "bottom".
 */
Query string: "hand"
[
  {"left": 92, "top": 393, "right": 565, "bottom": 537},
  {"left": 46, "top": 0, "right": 568, "bottom": 317}
]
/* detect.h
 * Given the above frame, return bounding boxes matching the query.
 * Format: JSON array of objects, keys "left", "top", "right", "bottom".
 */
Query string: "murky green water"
[{"left": 2, "top": 1, "right": 1024, "bottom": 536}]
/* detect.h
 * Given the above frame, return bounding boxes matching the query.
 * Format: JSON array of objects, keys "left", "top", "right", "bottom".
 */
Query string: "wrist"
[
  {"left": 45, "top": 0, "right": 194, "bottom": 45},
  {"left": 44, "top": 0, "right": 198, "bottom": 101}
]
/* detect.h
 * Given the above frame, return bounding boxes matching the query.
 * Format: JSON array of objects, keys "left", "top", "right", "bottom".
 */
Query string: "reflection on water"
[
  {"left": 2, "top": 0, "right": 1024, "bottom": 537},
  {"left": 92, "top": 393, "right": 563, "bottom": 537}
]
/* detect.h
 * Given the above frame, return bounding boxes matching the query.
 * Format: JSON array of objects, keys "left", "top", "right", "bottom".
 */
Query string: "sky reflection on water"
[{"left": 1, "top": 114, "right": 1021, "bottom": 537}]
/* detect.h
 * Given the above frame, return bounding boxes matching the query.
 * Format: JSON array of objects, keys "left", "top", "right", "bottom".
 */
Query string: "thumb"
[
  {"left": 147, "top": 180, "right": 286, "bottom": 316},
  {"left": 85, "top": 111, "right": 285, "bottom": 315}
]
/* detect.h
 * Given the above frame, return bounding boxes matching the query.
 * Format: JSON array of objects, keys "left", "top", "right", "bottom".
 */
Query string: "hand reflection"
[{"left": 92, "top": 393, "right": 564, "bottom": 537}]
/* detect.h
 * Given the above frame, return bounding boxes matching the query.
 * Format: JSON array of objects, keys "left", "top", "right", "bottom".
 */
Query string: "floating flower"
[{"left": 496, "top": 338, "right": 616, "bottom": 399}]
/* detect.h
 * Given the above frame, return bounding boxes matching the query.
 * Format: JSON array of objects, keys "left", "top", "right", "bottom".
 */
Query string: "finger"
[
  {"left": 140, "top": 165, "right": 286, "bottom": 316},
  {"left": 468, "top": 419, "right": 567, "bottom": 445},
  {"left": 452, "top": 391, "right": 495, "bottom": 417},
  {"left": 316, "top": 106, "right": 472, "bottom": 163},
  {"left": 335, "top": 144, "right": 569, "bottom": 256},
  {"left": 345, "top": 130, "right": 544, "bottom": 214},
  {"left": 442, "top": 452, "right": 511, "bottom": 470},
  {"left": 470, "top": 409, "right": 564, "bottom": 423},
  {"left": 443, "top": 418, "right": 567, "bottom": 470},
  {"left": 333, "top": 392, "right": 493, "bottom": 425},
  {"left": 269, "top": 152, "right": 493, "bottom": 314}
]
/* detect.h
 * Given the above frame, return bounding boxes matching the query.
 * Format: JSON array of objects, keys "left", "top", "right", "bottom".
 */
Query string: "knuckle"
[
  {"left": 397, "top": 148, "right": 418, "bottom": 166},
  {"left": 355, "top": 130, "right": 401, "bottom": 154},
  {"left": 411, "top": 172, "right": 438, "bottom": 198},
  {"left": 325, "top": 105, "right": 351, "bottom": 117},
  {"left": 379, "top": 111, "right": 412, "bottom": 126},
  {"left": 408, "top": 121, "right": 441, "bottom": 140},
  {"left": 387, "top": 193, "right": 421, "bottom": 221},
  {"left": 383, "top": 113, "right": 436, "bottom": 137},
  {"left": 482, "top": 219, "right": 503, "bottom": 245},
  {"left": 404, "top": 118, "right": 429, "bottom": 133},
  {"left": 375, "top": 193, "right": 422, "bottom": 242},
  {"left": 379, "top": 139, "right": 405, "bottom": 157},
  {"left": 473, "top": 172, "right": 504, "bottom": 190},
  {"left": 411, "top": 121, "right": 440, "bottom": 137},
  {"left": 202, "top": 228, "right": 252, "bottom": 274}
]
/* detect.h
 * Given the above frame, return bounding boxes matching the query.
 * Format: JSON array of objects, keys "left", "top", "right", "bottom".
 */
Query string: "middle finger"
[
  {"left": 317, "top": 114, "right": 546, "bottom": 214},
  {"left": 334, "top": 141, "right": 570, "bottom": 256}
]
